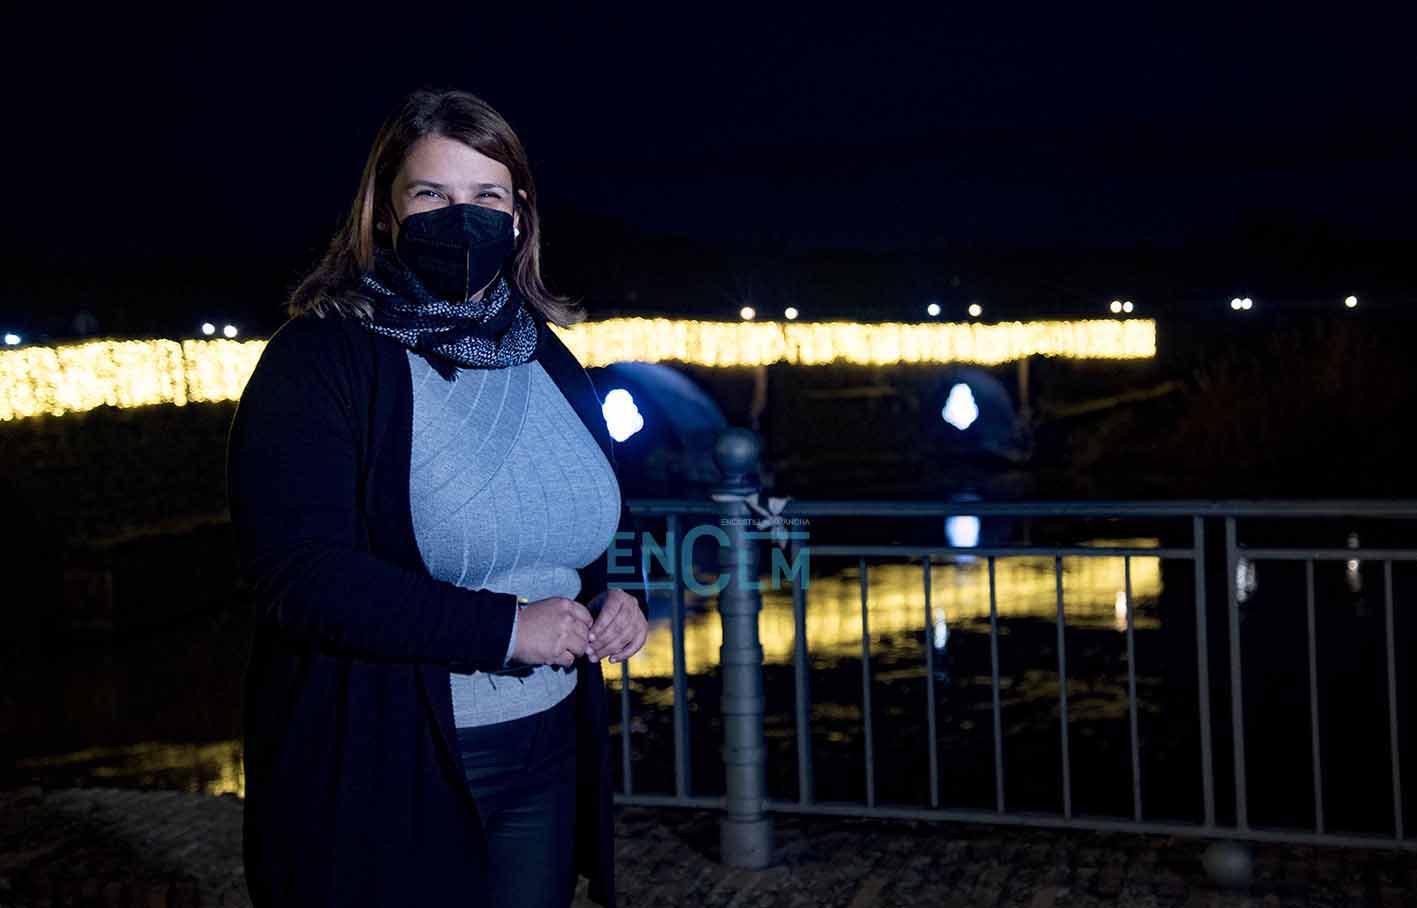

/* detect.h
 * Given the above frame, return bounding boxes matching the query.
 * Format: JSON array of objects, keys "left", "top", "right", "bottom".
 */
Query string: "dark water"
[{"left": 3, "top": 512, "right": 1413, "bottom": 842}]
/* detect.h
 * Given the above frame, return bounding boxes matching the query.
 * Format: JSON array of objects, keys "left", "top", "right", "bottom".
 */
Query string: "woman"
[{"left": 226, "top": 87, "right": 648, "bottom": 908}]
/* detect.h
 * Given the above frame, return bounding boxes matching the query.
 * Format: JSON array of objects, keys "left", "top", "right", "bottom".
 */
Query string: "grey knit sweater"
[{"left": 406, "top": 349, "right": 622, "bottom": 727}]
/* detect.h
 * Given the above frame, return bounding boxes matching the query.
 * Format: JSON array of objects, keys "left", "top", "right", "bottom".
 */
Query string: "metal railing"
[{"left": 605, "top": 429, "right": 1416, "bottom": 862}]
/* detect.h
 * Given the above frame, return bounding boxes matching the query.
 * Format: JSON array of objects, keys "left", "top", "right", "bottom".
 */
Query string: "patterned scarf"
[{"left": 358, "top": 248, "right": 541, "bottom": 380}]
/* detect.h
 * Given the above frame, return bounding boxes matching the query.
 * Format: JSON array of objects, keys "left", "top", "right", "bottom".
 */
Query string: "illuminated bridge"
[{"left": 0, "top": 317, "right": 1155, "bottom": 421}]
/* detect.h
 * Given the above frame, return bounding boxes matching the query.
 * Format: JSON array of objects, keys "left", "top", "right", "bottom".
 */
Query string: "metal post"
[
  {"left": 621, "top": 658, "right": 633, "bottom": 795},
  {"left": 1125, "top": 556, "right": 1142, "bottom": 821},
  {"left": 988, "top": 555, "right": 1006, "bottom": 813},
  {"left": 713, "top": 428, "right": 774, "bottom": 867},
  {"left": 860, "top": 557, "right": 876, "bottom": 808},
  {"left": 1193, "top": 516, "right": 1216, "bottom": 829},
  {"left": 923, "top": 558, "right": 940, "bottom": 809},
  {"left": 1304, "top": 559, "right": 1324, "bottom": 834},
  {"left": 1055, "top": 556, "right": 1072, "bottom": 819},
  {"left": 669, "top": 513, "right": 692, "bottom": 801},
  {"left": 1225, "top": 517, "right": 1249, "bottom": 831},
  {"left": 792, "top": 535, "right": 814, "bottom": 804},
  {"left": 1384, "top": 561, "right": 1405, "bottom": 840}
]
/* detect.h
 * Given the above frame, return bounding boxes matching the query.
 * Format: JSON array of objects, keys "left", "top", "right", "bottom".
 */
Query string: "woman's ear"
[{"left": 375, "top": 199, "right": 396, "bottom": 241}]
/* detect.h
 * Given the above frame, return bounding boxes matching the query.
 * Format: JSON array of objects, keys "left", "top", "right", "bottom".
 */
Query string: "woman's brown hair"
[{"left": 286, "top": 87, "right": 586, "bottom": 327}]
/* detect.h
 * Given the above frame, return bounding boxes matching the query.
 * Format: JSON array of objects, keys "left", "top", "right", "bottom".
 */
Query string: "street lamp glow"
[
  {"left": 784, "top": 307, "right": 799, "bottom": 320},
  {"left": 601, "top": 388, "right": 645, "bottom": 442},
  {"left": 1122, "top": 301, "right": 1134, "bottom": 313},
  {"left": 941, "top": 383, "right": 979, "bottom": 430},
  {"left": 201, "top": 322, "right": 216, "bottom": 336},
  {"left": 926, "top": 302, "right": 941, "bottom": 317},
  {"left": 1231, "top": 298, "right": 1242, "bottom": 310},
  {"left": 1110, "top": 300, "right": 1122, "bottom": 314},
  {"left": 3, "top": 333, "right": 20, "bottom": 346},
  {"left": 739, "top": 306, "right": 755, "bottom": 321},
  {"left": 1345, "top": 295, "right": 1358, "bottom": 308},
  {"left": 223, "top": 324, "right": 239, "bottom": 338},
  {"left": 967, "top": 303, "right": 983, "bottom": 318},
  {"left": 946, "top": 515, "right": 980, "bottom": 548},
  {"left": 1242, "top": 298, "right": 1253, "bottom": 310}
]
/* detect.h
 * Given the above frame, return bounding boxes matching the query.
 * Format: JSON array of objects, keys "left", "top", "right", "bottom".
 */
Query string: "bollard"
[{"left": 711, "top": 427, "right": 775, "bottom": 868}]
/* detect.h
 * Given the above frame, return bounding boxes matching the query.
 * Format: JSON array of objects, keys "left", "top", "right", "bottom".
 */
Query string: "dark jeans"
[{"left": 456, "top": 690, "right": 578, "bottom": 908}]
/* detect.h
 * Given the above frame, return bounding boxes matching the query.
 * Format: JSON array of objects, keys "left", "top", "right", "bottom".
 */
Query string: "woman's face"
[{"left": 387, "top": 134, "right": 523, "bottom": 251}]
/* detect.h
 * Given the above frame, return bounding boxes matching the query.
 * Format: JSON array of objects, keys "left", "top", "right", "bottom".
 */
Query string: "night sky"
[{"left": 5, "top": 6, "right": 1413, "bottom": 339}]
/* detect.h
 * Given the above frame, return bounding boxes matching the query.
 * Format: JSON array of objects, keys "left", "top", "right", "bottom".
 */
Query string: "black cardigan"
[{"left": 226, "top": 308, "right": 627, "bottom": 907}]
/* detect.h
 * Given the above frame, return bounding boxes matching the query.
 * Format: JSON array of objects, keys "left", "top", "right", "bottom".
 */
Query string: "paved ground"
[{"left": 2, "top": 785, "right": 1415, "bottom": 907}]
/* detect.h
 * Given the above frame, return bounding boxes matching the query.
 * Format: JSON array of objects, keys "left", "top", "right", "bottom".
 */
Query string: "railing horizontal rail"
[
  {"left": 1238, "top": 548, "right": 1417, "bottom": 561},
  {"left": 779, "top": 500, "right": 1417, "bottom": 518},
  {"left": 627, "top": 498, "right": 1417, "bottom": 519},
  {"left": 615, "top": 795, "right": 1417, "bottom": 852},
  {"left": 808, "top": 545, "right": 1194, "bottom": 558},
  {"left": 761, "top": 802, "right": 1417, "bottom": 851}
]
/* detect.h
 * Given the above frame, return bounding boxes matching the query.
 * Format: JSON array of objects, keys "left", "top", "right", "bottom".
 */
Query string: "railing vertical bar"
[
  {"left": 860, "top": 557, "right": 876, "bottom": 808},
  {"left": 1055, "top": 555, "right": 1072, "bottom": 820},
  {"left": 793, "top": 537, "right": 814, "bottom": 805},
  {"left": 1193, "top": 516, "right": 1217, "bottom": 829},
  {"left": 1226, "top": 516, "right": 1249, "bottom": 831},
  {"left": 1384, "top": 560, "right": 1405, "bottom": 840},
  {"left": 923, "top": 558, "right": 940, "bottom": 809},
  {"left": 988, "top": 555, "right": 1005, "bottom": 813},
  {"left": 668, "top": 513, "right": 691, "bottom": 801},
  {"left": 1305, "top": 558, "right": 1324, "bottom": 834},
  {"left": 1124, "top": 556, "right": 1143, "bottom": 822},
  {"left": 620, "top": 655, "right": 633, "bottom": 796}
]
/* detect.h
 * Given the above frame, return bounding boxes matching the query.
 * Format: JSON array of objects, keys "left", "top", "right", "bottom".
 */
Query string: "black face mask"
[{"left": 390, "top": 203, "right": 516, "bottom": 302}]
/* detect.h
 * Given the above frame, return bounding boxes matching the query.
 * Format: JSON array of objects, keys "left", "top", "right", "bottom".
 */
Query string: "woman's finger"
[
  {"left": 609, "top": 615, "right": 649, "bottom": 663},
  {"left": 563, "top": 617, "right": 589, "bottom": 654},
  {"left": 625, "top": 624, "right": 648, "bottom": 660},
  {"left": 594, "top": 590, "right": 636, "bottom": 632},
  {"left": 602, "top": 609, "right": 634, "bottom": 646}
]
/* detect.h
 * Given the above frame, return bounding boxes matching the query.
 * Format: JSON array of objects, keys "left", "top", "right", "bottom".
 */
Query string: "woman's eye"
[
  {"left": 415, "top": 189, "right": 442, "bottom": 199},
  {"left": 478, "top": 191, "right": 501, "bottom": 199}
]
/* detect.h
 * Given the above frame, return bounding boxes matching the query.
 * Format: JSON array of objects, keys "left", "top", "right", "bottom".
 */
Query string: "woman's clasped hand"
[
  {"left": 510, "top": 597, "right": 592, "bottom": 667},
  {"left": 584, "top": 588, "right": 648, "bottom": 664},
  {"left": 511, "top": 588, "right": 647, "bottom": 667}
]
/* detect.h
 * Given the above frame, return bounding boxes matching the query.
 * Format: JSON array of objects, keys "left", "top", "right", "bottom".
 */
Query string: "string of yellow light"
[
  {"left": 0, "top": 318, "right": 1154, "bottom": 421},
  {"left": 556, "top": 317, "right": 1156, "bottom": 367},
  {"left": 0, "top": 339, "right": 265, "bottom": 421}
]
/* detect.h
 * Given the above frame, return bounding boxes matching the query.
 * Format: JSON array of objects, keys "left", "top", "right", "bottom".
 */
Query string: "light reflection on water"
[
  {"left": 12, "top": 740, "right": 245, "bottom": 797},
  {"left": 609, "top": 539, "right": 1163, "bottom": 682}
]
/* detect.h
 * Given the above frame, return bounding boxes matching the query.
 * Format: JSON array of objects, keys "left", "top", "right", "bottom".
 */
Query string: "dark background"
[
  {"left": 2, "top": 9, "right": 1415, "bottom": 856},
  {"left": 3, "top": 5, "right": 1413, "bottom": 340}
]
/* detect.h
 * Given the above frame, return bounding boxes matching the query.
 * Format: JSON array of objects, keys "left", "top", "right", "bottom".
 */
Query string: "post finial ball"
[{"left": 714, "top": 428, "right": 762, "bottom": 482}]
